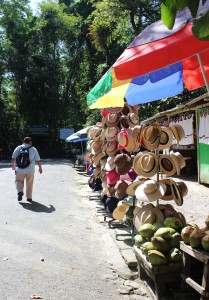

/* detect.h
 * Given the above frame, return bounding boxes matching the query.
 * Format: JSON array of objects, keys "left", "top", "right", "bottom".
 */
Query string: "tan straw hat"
[
  {"left": 169, "top": 123, "right": 185, "bottom": 144},
  {"left": 142, "top": 123, "right": 162, "bottom": 150},
  {"left": 105, "top": 107, "right": 123, "bottom": 114},
  {"left": 134, "top": 152, "right": 158, "bottom": 178},
  {"left": 105, "top": 113, "right": 120, "bottom": 127},
  {"left": 170, "top": 151, "right": 186, "bottom": 175},
  {"left": 127, "top": 113, "right": 139, "bottom": 128},
  {"left": 126, "top": 177, "right": 148, "bottom": 196},
  {"left": 106, "top": 126, "right": 120, "bottom": 142},
  {"left": 159, "top": 126, "right": 173, "bottom": 150},
  {"left": 112, "top": 201, "right": 129, "bottom": 220},
  {"left": 159, "top": 154, "right": 177, "bottom": 176},
  {"left": 135, "top": 179, "right": 166, "bottom": 202}
]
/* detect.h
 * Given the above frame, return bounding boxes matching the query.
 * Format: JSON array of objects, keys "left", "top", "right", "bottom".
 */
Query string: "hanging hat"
[
  {"left": 92, "top": 166, "right": 101, "bottom": 178},
  {"left": 114, "top": 179, "right": 129, "bottom": 200},
  {"left": 159, "top": 126, "right": 173, "bottom": 150},
  {"left": 169, "top": 123, "right": 185, "bottom": 144},
  {"left": 96, "top": 116, "right": 107, "bottom": 129},
  {"left": 170, "top": 151, "right": 186, "bottom": 175},
  {"left": 93, "top": 152, "right": 106, "bottom": 167},
  {"left": 120, "top": 116, "right": 130, "bottom": 129},
  {"left": 117, "top": 130, "right": 129, "bottom": 150},
  {"left": 135, "top": 179, "right": 166, "bottom": 203},
  {"left": 106, "top": 126, "right": 120, "bottom": 142},
  {"left": 91, "top": 140, "right": 103, "bottom": 155},
  {"left": 92, "top": 127, "right": 103, "bottom": 142},
  {"left": 112, "top": 201, "right": 129, "bottom": 221},
  {"left": 177, "top": 181, "right": 188, "bottom": 197},
  {"left": 134, "top": 203, "right": 155, "bottom": 230},
  {"left": 127, "top": 113, "right": 140, "bottom": 128},
  {"left": 170, "top": 180, "right": 184, "bottom": 206},
  {"left": 142, "top": 124, "right": 162, "bottom": 150},
  {"left": 107, "top": 184, "right": 116, "bottom": 197},
  {"left": 105, "top": 107, "right": 123, "bottom": 114},
  {"left": 159, "top": 154, "right": 177, "bottom": 176},
  {"left": 121, "top": 103, "right": 134, "bottom": 116},
  {"left": 106, "top": 113, "right": 120, "bottom": 127},
  {"left": 105, "top": 156, "right": 116, "bottom": 171},
  {"left": 124, "top": 132, "right": 136, "bottom": 153},
  {"left": 134, "top": 152, "right": 158, "bottom": 178},
  {"left": 126, "top": 177, "right": 148, "bottom": 196},
  {"left": 106, "top": 141, "right": 118, "bottom": 157},
  {"left": 114, "top": 153, "right": 132, "bottom": 175},
  {"left": 106, "top": 168, "right": 120, "bottom": 185},
  {"left": 159, "top": 178, "right": 174, "bottom": 200},
  {"left": 132, "top": 125, "right": 144, "bottom": 144}
]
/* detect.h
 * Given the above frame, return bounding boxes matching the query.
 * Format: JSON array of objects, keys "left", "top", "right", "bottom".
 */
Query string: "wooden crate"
[
  {"left": 180, "top": 241, "right": 209, "bottom": 299},
  {"left": 133, "top": 245, "right": 182, "bottom": 300}
]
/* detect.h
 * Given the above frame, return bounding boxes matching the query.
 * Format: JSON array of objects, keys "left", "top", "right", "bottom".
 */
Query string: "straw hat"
[
  {"left": 169, "top": 123, "right": 185, "bottom": 144},
  {"left": 114, "top": 179, "right": 129, "bottom": 200},
  {"left": 124, "top": 133, "right": 136, "bottom": 153},
  {"left": 142, "top": 124, "right": 162, "bottom": 150},
  {"left": 117, "top": 130, "right": 129, "bottom": 150},
  {"left": 120, "top": 116, "right": 130, "bottom": 129},
  {"left": 170, "top": 151, "right": 186, "bottom": 175},
  {"left": 127, "top": 113, "right": 139, "bottom": 128},
  {"left": 105, "top": 156, "right": 116, "bottom": 171},
  {"left": 112, "top": 201, "right": 129, "bottom": 221},
  {"left": 91, "top": 141, "right": 103, "bottom": 155},
  {"left": 106, "top": 141, "right": 118, "bottom": 156},
  {"left": 135, "top": 179, "right": 166, "bottom": 202},
  {"left": 159, "top": 154, "right": 177, "bottom": 176},
  {"left": 106, "top": 113, "right": 120, "bottom": 127},
  {"left": 126, "top": 177, "right": 148, "bottom": 196},
  {"left": 92, "top": 166, "right": 101, "bottom": 178},
  {"left": 170, "top": 180, "right": 183, "bottom": 206},
  {"left": 177, "top": 181, "right": 188, "bottom": 197},
  {"left": 121, "top": 103, "right": 134, "bottom": 116},
  {"left": 159, "top": 178, "right": 174, "bottom": 200},
  {"left": 132, "top": 125, "right": 144, "bottom": 144},
  {"left": 133, "top": 152, "right": 158, "bottom": 178},
  {"left": 93, "top": 152, "right": 106, "bottom": 167},
  {"left": 105, "top": 107, "right": 123, "bottom": 114},
  {"left": 96, "top": 116, "right": 107, "bottom": 128},
  {"left": 92, "top": 127, "right": 103, "bottom": 142},
  {"left": 133, "top": 203, "right": 155, "bottom": 229},
  {"left": 107, "top": 184, "right": 116, "bottom": 197},
  {"left": 159, "top": 126, "right": 173, "bottom": 150},
  {"left": 106, "top": 126, "right": 120, "bottom": 142}
]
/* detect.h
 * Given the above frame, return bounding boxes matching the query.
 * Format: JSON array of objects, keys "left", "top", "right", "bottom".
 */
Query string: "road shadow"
[{"left": 19, "top": 201, "right": 56, "bottom": 213}]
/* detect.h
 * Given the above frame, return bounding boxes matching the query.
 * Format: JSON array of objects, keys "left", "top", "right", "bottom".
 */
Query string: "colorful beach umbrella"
[{"left": 87, "top": 2, "right": 209, "bottom": 109}]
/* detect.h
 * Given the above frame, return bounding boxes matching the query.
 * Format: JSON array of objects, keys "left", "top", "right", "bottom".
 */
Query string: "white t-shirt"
[{"left": 12, "top": 143, "right": 41, "bottom": 173}]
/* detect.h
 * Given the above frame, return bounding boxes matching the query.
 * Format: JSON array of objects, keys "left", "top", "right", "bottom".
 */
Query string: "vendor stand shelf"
[
  {"left": 180, "top": 241, "right": 209, "bottom": 299},
  {"left": 133, "top": 245, "right": 182, "bottom": 300}
]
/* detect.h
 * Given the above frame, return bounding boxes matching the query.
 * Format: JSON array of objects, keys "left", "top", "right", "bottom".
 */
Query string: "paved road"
[{"left": 0, "top": 159, "right": 131, "bottom": 300}]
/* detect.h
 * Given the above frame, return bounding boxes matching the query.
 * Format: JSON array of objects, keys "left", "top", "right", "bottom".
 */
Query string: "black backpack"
[{"left": 16, "top": 146, "right": 32, "bottom": 168}]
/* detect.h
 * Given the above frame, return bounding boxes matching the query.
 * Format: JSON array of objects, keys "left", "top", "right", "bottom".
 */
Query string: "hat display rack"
[{"left": 85, "top": 103, "right": 188, "bottom": 242}]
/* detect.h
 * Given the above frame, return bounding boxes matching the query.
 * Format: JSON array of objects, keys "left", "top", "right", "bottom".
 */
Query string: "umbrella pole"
[{"left": 197, "top": 53, "right": 209, "bottom": 94}]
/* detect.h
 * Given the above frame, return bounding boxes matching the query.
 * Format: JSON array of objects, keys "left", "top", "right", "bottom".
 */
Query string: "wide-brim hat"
[
  {"left": 135, "top": 179, "right": 166, "bottom": 202},
  {"left": 133, "top": 203, "right": 155, "bottom": 229},
  {"left": 106, "top": 126, "right": 120, "bottom": 142},
  {"left": 121, "top": 103, "right": 134, "bottom": 116},
  {"left": 159, "top": 178, "right": 174, "bottom": 200},
  {"left": 107, "top": 184, "right": 116, "bottom": 197},
  {"left": 91, "top": 141, "right": 103, "bottom": 155},
  {"left": 106, "top": 113, "right": 120, "bottom": 127},
  {"left": 170, "top": 151, "right": 186, "bottom": 175},
  {"left": 114, "top": 179, "right": 129, "bottom": 200},
  {"left": 132, "top": 125, "right": 144, "bottom": 144},
  {"left": 143, "top": 124, "right": 162, "bottom": 150},
  {"left": 105, "top": 107, "right": 123, "bottom": 114},
  {"left": 106, "top": 141, "right": 118, "bottom": 157},
  {"left": 170, "top": 180, "right": 183, "bottom": 206},
  {"left": 105, "top": 156, "right": 116, "bottom": 171},
  {"left": 134, "top": 152, "right": 158, "bottom": 178},
  {"left": 117, "top": 130, "right": 128, "bottom": 150},
  {"left": 93, "top": 166, "right": 101, "bottom": 178},
  {"left": 159, "top": 126, "right": 173, "bottom": 150},
  {"left": 127, "top": 113, "right": 139, "bottom": 128},
  {"left": 177, "top": 181, "right": 188, "bottom": 197},
  {"left": 159, "top": 154, "right": 177, "bottom": 176},
  {"left": 112, "top": 201, "right": 129, "bottom": 221},
  {"left": 169, "top": 123, "right": 185, "bottom": 144},
  {"left": 93, "top": 152, "right": 106, "bottom": 167},
  {"left": 124, "top": 133, "right": 136, "bottom": 153},
  {"left": 120, "top": 116, "right": 130, "bottom": 129},
  {"left": 92, "top": 127, "right": 104, "bottom": 142},
  {"left": 126, "top": 177, "right": 148, "bottom": 196}
]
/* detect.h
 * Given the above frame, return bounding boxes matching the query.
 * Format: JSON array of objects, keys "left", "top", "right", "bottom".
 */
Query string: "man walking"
[{"left": 11, "top": 137, "right": 43, "bottom": 202}]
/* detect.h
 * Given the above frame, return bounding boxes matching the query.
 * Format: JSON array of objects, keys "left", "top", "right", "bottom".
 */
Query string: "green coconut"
[
  {"left": 148, "top": 250, "right": 168, "bottom": 266},
  {"left": 181, "top": 225, "right": 197, "bottom": 244},
  {"left": 151, "top": 236, "right": 170, "bottom": 253},
  {"left": 189, "top": 228, "right": 206, "bottom": 249},
  {"left": 153, "top": 222, "right": 164, "bottom": 230},
  {"left": 138, "top": 224, "right": 156, "bottom": 239},
  {"left": 201, "top": 234, "right": 209, "bottom": 252},
  {"left": 140, "top": 241, "right": 155, "bottom": 256},
  {"left": 164, "top": 217, "right": 183, "bottom": 232},
  {"left": 134, "top": 234, "right": 147, "bottom": 248},
  {"left": 167, "top": 248, "right": 182, "bottom": 262},
  {"left": 154, "top": 227, "right": 176, "bottom": 241},
  {"left": 169, "top": 232, "right": 181, "bottom": 248}
]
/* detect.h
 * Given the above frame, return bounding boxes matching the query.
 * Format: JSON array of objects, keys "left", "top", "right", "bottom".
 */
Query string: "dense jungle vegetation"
[{"left": 0, "top": 0, "right": 206, "bottom": 157}]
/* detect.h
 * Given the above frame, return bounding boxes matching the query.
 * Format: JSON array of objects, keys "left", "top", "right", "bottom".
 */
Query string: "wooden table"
[
  {"left": 133, "top": 245, "right": 182, "bottom": 300},
  {"left": 180, "top": 241, "right": 209, "bottom": 299}
]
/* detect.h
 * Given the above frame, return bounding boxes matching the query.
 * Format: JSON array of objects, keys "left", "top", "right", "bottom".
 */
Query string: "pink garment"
[{"left": 106, "top": 169, "right": 120, "bottom": 185}]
